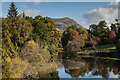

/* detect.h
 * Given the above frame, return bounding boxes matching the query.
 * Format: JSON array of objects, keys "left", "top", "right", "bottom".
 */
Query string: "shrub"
[
  {"left": 48, "top": 44, "right": 58, "bottom": 59},
  {"left": 64, "top": 36, "right": 85, "bottom": 53},
  {"left": 2, "top": 57, "right": 30, "bottom": 78},
  {"left": 20, "top": 40, "right": 51, "bottom": 63},
  {"left": 27, "top": 40, "right": 36, "bottom": 49},
  {"left": 40, "top": 46, "right": 51, "bottom": 62}
]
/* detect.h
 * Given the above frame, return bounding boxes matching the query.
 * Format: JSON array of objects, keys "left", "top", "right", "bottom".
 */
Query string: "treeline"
[
  {"left": 2, "top": 2, "right": 61, "bottom": 78},
  {"left": 2, "top": 2, "right": 120, "bottom": 78},
  {"left": 88, "top": 19, "right": 120, "bottom": 50},
  {"left": 62, "top": 20, "right": 120, "bottom": 52},
  {"left": 3, "top": 2, "right": 120, "bottom": 60},
  {"left": 89, "top": 20, "right": 118, "bottom": 45},
  {"left": 2, "top": 2, "right": 61, "bottom": 59}
]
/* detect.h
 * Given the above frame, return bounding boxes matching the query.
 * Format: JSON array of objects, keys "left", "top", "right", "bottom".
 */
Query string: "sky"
[
  {"left": 1, "top": 1, "right": 119, "bottom": 28},
  {"left": 1, "top": 0, "right": 118, "bottom": 2}
]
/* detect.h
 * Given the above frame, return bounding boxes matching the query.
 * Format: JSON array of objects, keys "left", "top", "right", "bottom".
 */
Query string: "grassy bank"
[
  {"left": 77, "top": 44, "right": 117, "bottom": 56},
  {"left": 85, "top": 44, "right": 116, "bottom": 51}
]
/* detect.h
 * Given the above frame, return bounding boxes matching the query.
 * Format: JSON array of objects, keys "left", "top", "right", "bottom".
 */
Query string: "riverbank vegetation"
[
  {"left": 2, "top": 2, "right": 60, "bottom": 78},
  {"left": 62, "top": 19, "right": 120, "bottom": 57},
  {"left": 1, "top": 2, "right": 120, "bottom": 78}
]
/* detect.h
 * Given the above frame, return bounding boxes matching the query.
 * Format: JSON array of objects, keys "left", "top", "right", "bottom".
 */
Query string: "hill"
[{"left": 52, "top": 17, "right": 84, "bottom": 33}]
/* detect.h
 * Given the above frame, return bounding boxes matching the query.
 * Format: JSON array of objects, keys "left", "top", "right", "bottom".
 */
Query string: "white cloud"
[
  {"left": 24, "top": 9, "right": 40, "bottom": 17},
  {"left": 83, "top": 2, "right": 118, "bottom": 28},
  {"left": 115, "top": 0, "right": 120, "bottom": 2},
  {"left": 107, "top": 2, "right": 118, "bottom": 8}
]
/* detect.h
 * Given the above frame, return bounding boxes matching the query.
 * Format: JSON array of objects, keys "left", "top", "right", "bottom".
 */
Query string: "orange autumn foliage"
[
  {"left": 109, "top": 30, "right": 116, "bottom": 43},
  {"left": 69, "top": 29, "right": 79, "bottom": 40}
]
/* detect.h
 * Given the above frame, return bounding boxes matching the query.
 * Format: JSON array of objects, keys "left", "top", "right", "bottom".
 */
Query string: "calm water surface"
[{"left": 56, "top": 56, "right": 120, "bottom": 79}]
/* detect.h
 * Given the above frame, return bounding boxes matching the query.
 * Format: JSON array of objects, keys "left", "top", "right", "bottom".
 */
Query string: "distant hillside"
[{"left": 52, "top": 17, "right": 84, "bottom": 33}]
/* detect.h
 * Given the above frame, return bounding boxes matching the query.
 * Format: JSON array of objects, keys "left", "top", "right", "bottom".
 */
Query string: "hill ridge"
[{"left": 52, "top": 17, "right": 84, "bottom": 33}]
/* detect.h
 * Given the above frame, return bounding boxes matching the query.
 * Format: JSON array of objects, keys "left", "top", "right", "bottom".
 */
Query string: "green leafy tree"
[
  {"left": 31, "top": 16, "right": 61, "bottom": 58},
  {"left": 110, "top": 24, "right": 117, "bottom": 33},
  {"left": 35, "top": 15, "right": 44, "bottom": 20},
  {"left": 25, "top": 16, "right": 33, "bottom": 23},
  {"left": 89, "top": 24, "right": 97, "bottom": 36},
  {"left": 115, "top": 19, "right": 120, "bottom": 50},
  {"left": 62, "top": 25, "right": 77, "bottom": 47},
  {"left": 2, "top": 18, "right": 33, "bottom": 58},
  {"left": 62, "top": 25, "right": 87, "bottom": 52},
  {"left": 89, "top": 20, "right": 109, "bottom": 44}
]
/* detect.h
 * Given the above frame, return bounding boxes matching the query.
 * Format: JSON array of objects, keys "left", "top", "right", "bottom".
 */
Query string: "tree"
[
  {"left": 31, "top": 16, "right": 61, "bottom": 58},
  {"left": 69, "top": 29, "right": 79, "bottom": 40},
  {"left": 2, "top": 18, "right": 33, "bottom": 58},
  {"left": 62, "top": 25, "right": 88, "bottom": 52},
  {"left": 64, "top": 35, "right": 85, "bottom": 52},
  {"left": 110, "top": 24, "right": 117, "bottom": 33},
  {"left": 109, "top": 30, "right": 116, "bottom": 43},
  {"left": 7, "top": 2, "right": 18, "bottom": 19},
  {"left": 85, "top": 34, "right": 98, "bottom": 50},
  {"left": 35, "top": 15, "right": 43, "bottom": 20},
  {"left": 62, "top": 25, "right": 78, "bottom": 48},
  {"left": 115, "top": 19, "right": 120, "bottom": 50},
  {"left": 89, "top": 24, "right": 98, "bottom": 36},
  {"left": 89, "top": 20, "right": 110, "bottom": 44},
  {"left": 23, "top": 10, "right": 25, "bottom": 18}
]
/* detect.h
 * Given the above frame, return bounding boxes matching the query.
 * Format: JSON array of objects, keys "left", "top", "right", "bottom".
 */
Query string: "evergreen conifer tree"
[
  {"left": 7, "top": 2, "right": 18, "bottom": 18},
  {"left": 23, "top": 10, "right": 25, "bottom": 18}
]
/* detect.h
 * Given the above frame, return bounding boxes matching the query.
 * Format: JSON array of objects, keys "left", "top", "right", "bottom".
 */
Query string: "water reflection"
[{"left": 57, "top": 56, "right": 120, "bottom": 78}]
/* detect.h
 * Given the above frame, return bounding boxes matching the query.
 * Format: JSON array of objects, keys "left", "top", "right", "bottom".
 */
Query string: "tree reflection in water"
[
  {"left": 37, "top": 71, "right": 59, "bottom": 80},
  {"left": 62, "top": 56, "right": 120, "bottom": 78}
]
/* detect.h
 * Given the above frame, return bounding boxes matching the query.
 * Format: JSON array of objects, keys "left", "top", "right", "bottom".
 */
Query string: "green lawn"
[
  {"left": 78, "top": 44, "right": 117, "bottom": 55},
  {"left": 84, "top": 44, "right": 116, "bottom": 51},
  {"left": 96, "top": 44, "right": 116, "bottom": 50}
]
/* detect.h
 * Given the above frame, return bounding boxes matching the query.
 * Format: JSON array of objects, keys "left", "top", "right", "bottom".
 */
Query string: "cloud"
[
  {"left": 115, "top": 0, "right": 120, "bottom": 2},
  {"left": 83, "top": 2, "right": 118, "bottom": 28},
  {"left": 24, "top": 9, "right": 40, "bottom": 17},
  {"left": 107, "top": 2, "right": 118, "bottom": 8}
]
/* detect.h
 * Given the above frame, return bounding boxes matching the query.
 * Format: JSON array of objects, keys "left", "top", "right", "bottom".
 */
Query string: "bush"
[
  {"left": 27, "top": 40, "right": 36, "bottom": 49},
  {"left": 48, "top": 44, "right": 58, "bottom": 59},
  {"left": 39, "top": 46, "right": 51, "bottom": 62},
  {"left": 2, "top": 40, "right": 56, "bottom": 78},
  {"left": 2, "top": 57, "right": 30, "bottom": 78},
  {"left": 20, "top": 40, "right": 51, "bottom": 63}
]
